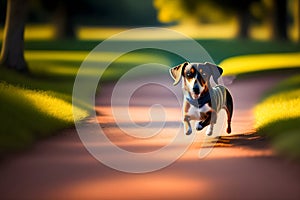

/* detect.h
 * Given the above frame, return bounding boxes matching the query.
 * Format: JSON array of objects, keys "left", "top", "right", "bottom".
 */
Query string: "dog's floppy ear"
[
  {"left": 203, "top": 62, "right": 223, "bottom": 84},
  {"left": 169, "top": 62, "right": 189, "bottom": 86}
]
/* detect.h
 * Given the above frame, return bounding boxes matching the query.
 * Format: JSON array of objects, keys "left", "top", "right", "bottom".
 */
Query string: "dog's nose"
[{"left": 193, "top": 82, "right": 200, "bottom": 94}]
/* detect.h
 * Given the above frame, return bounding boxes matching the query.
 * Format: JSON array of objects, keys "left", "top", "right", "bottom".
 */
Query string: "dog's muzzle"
[{"left": 193, "top": 83, "right": 200, "bottom": 95}]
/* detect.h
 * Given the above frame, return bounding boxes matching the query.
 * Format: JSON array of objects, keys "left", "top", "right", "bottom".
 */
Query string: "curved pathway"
[{"left": 1, "top": 72, "right": 300, "bottom": 200}]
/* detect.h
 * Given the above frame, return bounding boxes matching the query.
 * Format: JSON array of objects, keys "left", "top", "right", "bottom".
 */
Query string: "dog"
[{"left": 169, "top": 62, "right": 233, "bottom": 136}]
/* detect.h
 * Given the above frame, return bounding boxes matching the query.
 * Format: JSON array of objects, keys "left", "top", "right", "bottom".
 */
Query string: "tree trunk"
[
  {"left": 0, "top": 0, "right": 28, "bottom": 73},
  {"left": 295, "top": 0, "right": 300, "bottom": 43},
  {"left": 236, "top": 8, "right": 250, "bottom": 39},
  {"left": 271, "top": 0, "right": 288, "bottom": 40},
  {"left": 53, "top": 1, "right": 75, "bottom": 39},
  {"left": 234, "top": 1, "right": 252, "bottom": 39}
]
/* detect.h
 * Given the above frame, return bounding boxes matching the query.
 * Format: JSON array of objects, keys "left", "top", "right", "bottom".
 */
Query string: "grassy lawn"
[
  {"left": 0, "top": 81, "right": 88, "bottom": 151},
  {"left": 0, "top": 38, "right": 299, "bottom": 155},
  {"left": 255, "top": 75, "right": 300, "bottom": 159},
  {"left": 220, "top": 52, "right": 300, "bottom": 75},
  {"left": 0, "top": 42, "right": 178, "bottom": 154}
]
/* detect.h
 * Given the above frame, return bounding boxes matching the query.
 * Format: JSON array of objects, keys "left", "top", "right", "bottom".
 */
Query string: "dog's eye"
[{"left": 186, "top": 68, "right": 196, "bottom": 78}]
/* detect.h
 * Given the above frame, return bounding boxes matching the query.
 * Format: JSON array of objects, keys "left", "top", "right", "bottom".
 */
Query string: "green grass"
[
  {"left": 23, "top": 39, "right": 300, "bottom": 63},
  {"left": 0, "top": 38, "right": 299, "bottom": 155},
  {"left": 254, "top": 75, "right": 300, "bottom": 159},
  {"left": 0, "top": 44, "right": 178, "bottom": 154},
  {"left": 198, "top": 39, "right": 300, "bottom": 64},
  {"left": 220, "top": 52, "right": 300, "bottom": 75},
  {"left": 0, "top": 65, "right": 89, "bottom": 153},
  {"left": 0, "top": 82, "right": 88, "bottom": 152}
]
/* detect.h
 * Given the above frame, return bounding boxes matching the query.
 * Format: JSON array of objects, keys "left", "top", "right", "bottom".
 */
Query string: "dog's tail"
[{"left": 222, "top": 75, "right": 236, "bottom": 86}]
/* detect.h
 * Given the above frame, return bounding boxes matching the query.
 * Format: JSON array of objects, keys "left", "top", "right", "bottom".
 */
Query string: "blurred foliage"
[
  {"left": 0, "top": 0, "right": 161, "bottom": 26},
  {"left": 154, "top": 0, "right": 228, "bottom": 24},
  {"left": 154, "top": 0, "right": 298, "bottom": 40},
  {"left": 1, "top": 0, "right": 298, "bottom": 40},
  {"left": 154, "top": 0, "right": 261, "bottom": 24},
  {"left": 0, "top": 0, "right": 161, "bottom": 38}
]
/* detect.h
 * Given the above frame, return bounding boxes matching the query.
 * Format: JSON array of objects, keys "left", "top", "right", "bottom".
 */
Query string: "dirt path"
[{"left": 1, "top": 73, "right": 300, "bottom": 200}]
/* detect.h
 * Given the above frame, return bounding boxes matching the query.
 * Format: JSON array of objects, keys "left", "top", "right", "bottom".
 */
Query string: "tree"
[
  {"left": 201, "top": 0, "right": 290, "bottom": 40},
  {"left": 40, "top": 0, "right": 77, "bottom": 39},
  {"left": 154, "top": 0, "right": 260, "bottom": 39},
  {"left": 270, "top": 0, "right": 288, "bottom": 40},
  {"left": 40, "top": 0, "right": 95, "bottom": 39},
  {"left": 0, "top": 0, "right": 28, "bottom": 73},
  {"left": 209, "top": 0, "right": 261, "bottom": 39},
  {"left": 298, "top": 0, "right": 300, "bottom": 42}
]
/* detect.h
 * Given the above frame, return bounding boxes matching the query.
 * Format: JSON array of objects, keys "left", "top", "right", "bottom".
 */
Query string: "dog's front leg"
[
  {"left": 183, "top": 100, "right": 192, "bottom": 135},
  {"left": 196, "top": 112, "right": 210, "bottom": 131},
  {"left": 206, "top": 124, "right": 214, "bottom": 136},
  {"left": 184, "top": 115, "right": 192, "bottom": 135}
]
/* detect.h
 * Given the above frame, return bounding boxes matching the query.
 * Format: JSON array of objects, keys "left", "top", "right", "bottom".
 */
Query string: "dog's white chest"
[{"left": 187, "top": 103, "right": 211, "bottom": 120}]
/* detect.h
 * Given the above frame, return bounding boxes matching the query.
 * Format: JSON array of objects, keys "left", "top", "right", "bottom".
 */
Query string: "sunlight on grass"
[
  {"left": 77, "top": 26, "right": 128, "bottom": 40},
  {"left": 3, "top": 24, "right": 238, "bottom": 41},
  {"left": 254, "top": 75, "right": 300, "bottom": 158},
  {"left": 77, "top": 23, "right": 272, "bottom": 40},
  {"left": 254, "top": 89, "right": 300, "bottom": 128},
  {"left": 78, "top": 24, "right": 237, "bottom": 40},
  {"left": 0, "top": 82, "right": 88, "bottom": 151},
  {"left": 0, "top": 24, "right": 295, "bottom": 41},
  {"left": 24, "top": 24, "right": 55, "bottom": 40},
  {"left": 25, "top": 50, "right": 173, "bottom": 78},
  {"left": 29, "top": 62, "right": 81, "bottom": 76},
  {"left": 25, "top": 50, "right": 172, "bottom": 63},
  {"left": 25, "top": 51, "right": 89, "bottom": 61},
  {"left": 250, "top": 24, "right": 271, "bottom": 40},
  {"left": 0, "top": 24, "right": 55, "bottom": 40},
  {"left": 170, "top": 22, "right": 237, "bottom": 39},
  {"left": 24, "top": 90, "right": 88, "bottom": 123},
  {"left": 0, "top": 82, "right": 88, "bottom": 123},
  {"left": 220, "top": 52, "right": 300, "bottom": 75}
]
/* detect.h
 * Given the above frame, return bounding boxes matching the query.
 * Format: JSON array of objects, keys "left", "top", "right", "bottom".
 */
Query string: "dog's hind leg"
[
  {"left": 226, "top": 110, "right": 232, "bottom": 134},
  {"left": 206, "top": 124, "right": 214, "bottom": 136},
  {"left": 205, "top": 111, "right": 217, "bottom": 136},
  {"left": 225, "top": 89, "right": 233, "bottom": 134}
]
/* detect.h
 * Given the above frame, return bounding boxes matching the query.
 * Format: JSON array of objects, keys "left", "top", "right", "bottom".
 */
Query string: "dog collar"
[{"left": 186, "top": 92, "right": 211, "bottom": 108}]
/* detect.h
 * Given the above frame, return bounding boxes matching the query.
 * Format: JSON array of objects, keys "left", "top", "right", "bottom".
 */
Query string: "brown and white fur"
[{"left": 169, "top": 62, "right": 233, "bottom": 136}]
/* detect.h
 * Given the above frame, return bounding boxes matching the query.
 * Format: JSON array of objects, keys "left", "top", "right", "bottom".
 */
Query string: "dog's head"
[{"left": 169, "top": 62, "right": 223, "bottom": 99}]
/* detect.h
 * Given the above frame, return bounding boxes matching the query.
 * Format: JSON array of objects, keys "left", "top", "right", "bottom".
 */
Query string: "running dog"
[{"left": 169, "top": 62, "right": 233, "bottom": 136}]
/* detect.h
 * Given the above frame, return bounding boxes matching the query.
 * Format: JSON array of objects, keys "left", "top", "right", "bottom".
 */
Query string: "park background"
[
  {"left": 0, "top": 0, "right": 300, "bottom": 165},
  {"left": 1, "top": 0, "right": 300, "bottom": 199}
]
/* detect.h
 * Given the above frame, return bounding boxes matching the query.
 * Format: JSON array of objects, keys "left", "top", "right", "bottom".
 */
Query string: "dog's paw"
[
  {"left": 206, "top": 130, "right": 213, "bottom": 136},
  {"left": 226, "top": 127, "right": 231, "bottom": 134},
  {"left": 195, "top": 122, "right": 203, "bottom": 131},
  {"left": 185, "top": 127, "right": 192, "bottom": 135},
  {"left": 205, "top": 125, "right": 213, "bottom": 136}
]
